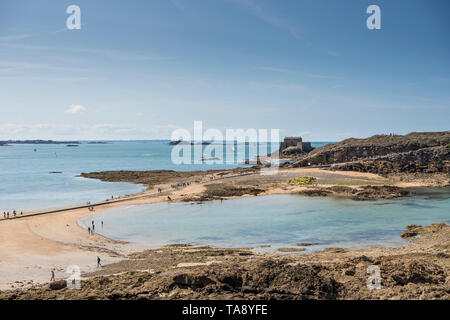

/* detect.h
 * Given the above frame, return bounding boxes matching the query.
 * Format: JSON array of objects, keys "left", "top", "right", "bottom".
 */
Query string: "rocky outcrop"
[
  {"left": 330, "top": 146, "right": 450, "bottom": 175},
  {"left": 172, "top": 274, "right": 215, "bottom": 289},
  {"left": 182, "top": 184, "right": 265, "bottom": 202},
  {"left": 168, "top": 140, "right": 212, "bottom": 145},
  {"left": 281, "top": 145, "right": 305, "bottom": 156},
  {"left": 296, "top": 185, "right": 411, "bottom": 200},
  {"left": 400, "top": 223, "right": 447, "bottom": 239},
  {"left": 80, "top": 168, "right": 257, "bottom": 188},
  {"left": 1, "top": 223, "right": 448, "bottom": 300},
  {"left": 49, "top": 280, "right": 66, "bottom": 290},
  {"left": 292, "top": 131, "right": 450, "bottom": 175}
]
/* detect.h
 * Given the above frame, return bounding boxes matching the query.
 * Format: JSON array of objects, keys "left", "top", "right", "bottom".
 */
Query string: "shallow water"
[
  {"left": 1, "top": 141, "right": 331, "bottom": 211},
  {"left": 79, "top": 191, "right": 450, "bottom": 253}
]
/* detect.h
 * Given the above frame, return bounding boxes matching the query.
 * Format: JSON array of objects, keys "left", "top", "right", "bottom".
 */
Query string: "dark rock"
[
  {"left": 173, "top": 274, "right": 215, "bottom": 289},
  {"left": 296, "top": 242, "right": 319, "bottom": 247},
  {"left": 343, "top": 268, "right": 356, "bottom": 276},
  {"left": 351, "top": 185, "right": 411, "bottom": 200},
  {"left": 400, "top": 225, "right": 423, "bottom": 238},
  {"left": 49, "top": 280, "right": 66, "bottom": 290},
  {"left": 107, "top": 291, "right": 123, "bottom": 300},
  {"left": 217, "top": 273, "right": 243, "bottom": 289},
  {"left": 296, "top": 189, "right": 332, "bottom": 197},
  {"left": 389, "top": 260, "right": 445, "bottom": 285}
]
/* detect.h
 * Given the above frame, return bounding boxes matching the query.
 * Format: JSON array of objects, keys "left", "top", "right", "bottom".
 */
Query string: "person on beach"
[
  {"left": 167, "top": 196, "right": 172, "bottom": 201},
  {"left": 20, "top": 211, "right": 23, "bottom": 215},
  {"left": 3, "top": 212, "right": 5, "bottom": 219},
  {"left": 50, "top": 270, "right": 55, "bottom": 282},
  {"left": 97, "top": 256, "right": 102, "bottom": 268},
  {"left": 88, "top": 226, "right": 91, "bottom": 234},
  {"left": 101, "top": 220, "right": 103, "bottom": 228}
]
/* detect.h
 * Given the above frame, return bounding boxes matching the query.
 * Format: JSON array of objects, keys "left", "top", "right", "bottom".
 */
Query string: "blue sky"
[{"left": 0, "top": 0, "right": 449, "bottom": 140}]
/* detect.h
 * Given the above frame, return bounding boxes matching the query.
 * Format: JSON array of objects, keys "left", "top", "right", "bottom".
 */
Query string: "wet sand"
[
  {"left": 0, "top": 167, "right": 447, "bottom": 291},
  {"left": 1, "top": 223, "right": 449, "bottom": 299}
]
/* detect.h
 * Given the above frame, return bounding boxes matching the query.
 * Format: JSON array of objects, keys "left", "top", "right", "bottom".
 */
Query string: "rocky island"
[
  {"left": 289, "top": 131, "right": 450, "bottom": 175},
  {"left": 81, "top": 131, "right": 450, "bottom": 202},
  {"left": 0, "top": 140, "right": 81, "bottom": 145}
]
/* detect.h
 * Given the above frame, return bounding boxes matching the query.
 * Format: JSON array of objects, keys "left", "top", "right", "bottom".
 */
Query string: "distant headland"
[
  {"left": 0, "top": 140, "right": 80, "bottom": 146},
  {"left": 169, "top": 140, "right": 212, "bottom": 146}
]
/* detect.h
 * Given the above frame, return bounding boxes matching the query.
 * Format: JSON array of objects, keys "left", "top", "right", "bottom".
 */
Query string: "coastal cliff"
[{"left": 291, "top": 131, "right": 450, "bottom": 175}]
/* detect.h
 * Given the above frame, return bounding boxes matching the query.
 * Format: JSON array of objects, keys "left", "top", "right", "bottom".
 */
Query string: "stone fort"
[{"left": 279, "top": 137, "right": 312, "bottom": 153}]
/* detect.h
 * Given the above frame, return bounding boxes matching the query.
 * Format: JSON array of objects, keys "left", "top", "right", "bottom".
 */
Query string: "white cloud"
[
  {"left": 0, "top": 123, "right": 182, "bottom": 140},
  {"left": 0, "top": 34, "right": 32, "bottom": 42},
  {"left": 306, "top": 73, "right": 342, "bottom": 80},
  {"left": 0, "top": 60, "right": 95, "bottom": 73},
  {"left": 0, "top": 75, "right": 104, "bottom": 82},
  {"left": 65, "top": 104, "right": 86, "bottom": 114},
  {"left": 248, "top": 82, "right": 305, "bottom": 91},
  {"left": 0, "top": 43, "right": 172, "bottom": 61}
]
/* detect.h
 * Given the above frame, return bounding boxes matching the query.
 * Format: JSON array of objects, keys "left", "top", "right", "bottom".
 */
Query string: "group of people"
[
  {"left": 50, "top": 256, "right": 102, "bottom": 282},
  {"left": 170, "top": 181, "right": 193, "bottom": 190},
  {"left": 2, "top": 210, "right": 23, "bottom": 219},
  {"left": 87, "top": 220, "right": 103, "bottom": 234}
]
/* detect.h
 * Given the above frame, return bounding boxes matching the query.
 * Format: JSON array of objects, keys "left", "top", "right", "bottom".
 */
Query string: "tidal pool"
[{"left": 79, "top": 190, "right": 450, "bottom": 253}]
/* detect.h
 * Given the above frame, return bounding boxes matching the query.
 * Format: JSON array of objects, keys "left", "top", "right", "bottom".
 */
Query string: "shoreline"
[
  {"left": 0, "top": 166, "right": 448, "bottom": 294},
  {"left": 1, "top": 222, "right": 449, "bottom": 299},
  {"left": 3, "top": 166, "right": 448, "bottom": 224}
]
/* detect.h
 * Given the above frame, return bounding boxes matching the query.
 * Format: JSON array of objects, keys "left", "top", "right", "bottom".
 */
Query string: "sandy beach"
[{"left": 0, "top": 167, "right": 448, "bottom": 292}]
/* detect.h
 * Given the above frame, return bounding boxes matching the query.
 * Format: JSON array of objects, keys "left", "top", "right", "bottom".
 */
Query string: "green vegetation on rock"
[{"left": 287, "top": 177, "right": 317, "bottom": 185}]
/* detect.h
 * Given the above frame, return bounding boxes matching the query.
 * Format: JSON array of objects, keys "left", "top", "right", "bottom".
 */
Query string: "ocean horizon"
[{"left": 0, "top": 140, "right": 331, "bottom": 212}]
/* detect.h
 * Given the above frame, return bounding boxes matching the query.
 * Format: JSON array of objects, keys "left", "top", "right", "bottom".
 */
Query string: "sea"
[
  {"left": 3, "top": 140, "right": 449, "bottom": 252},
  {"left": 0, "top": 141, "right": 328, "bottom": 212},
  {"left": 79, "top": 191, "right": 450, "bottom": 253}
]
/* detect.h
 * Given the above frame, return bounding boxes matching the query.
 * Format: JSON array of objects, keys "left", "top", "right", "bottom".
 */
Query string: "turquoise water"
[
  {"left": 0, "top": 141, "right": 329, "bottom": 211},
  {"left": 79, "top": 191, "right": 450, "bottom": 253}
]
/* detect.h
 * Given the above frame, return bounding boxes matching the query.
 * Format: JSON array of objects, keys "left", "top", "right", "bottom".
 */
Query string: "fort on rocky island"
[{"left": 279, "top": 137, "right": 313, "bottom": 156}]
